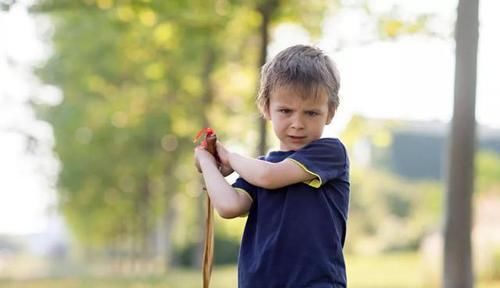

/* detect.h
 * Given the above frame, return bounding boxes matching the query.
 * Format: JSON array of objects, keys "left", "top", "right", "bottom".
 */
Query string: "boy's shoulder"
[
  {"left": 263, "top": 138, "right": 346, "bottom": 162},
  {"left": 303, "top": 137, "right": 346, "bottom": 151},
  {"left": 292, "top": 137, "right": 349, "bottom": 171}
]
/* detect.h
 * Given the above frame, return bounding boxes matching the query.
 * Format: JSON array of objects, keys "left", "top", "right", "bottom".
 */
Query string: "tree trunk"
[
  {"left": 157, "top": 190, "right": 178, "bottom": 271},
  {"left": 256, "top": 0, "right": 278, "bottom": 156},
  {"left": 136, "top": 176, "right": 151, "bottom": 266},
  {"left": 443, "top": 0, "right": 479, "bottom": 287}
]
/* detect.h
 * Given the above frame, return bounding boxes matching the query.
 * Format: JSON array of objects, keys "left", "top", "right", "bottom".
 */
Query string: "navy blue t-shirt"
[{"left": 233, "top": 138, "right": 350, "bottom": 288}]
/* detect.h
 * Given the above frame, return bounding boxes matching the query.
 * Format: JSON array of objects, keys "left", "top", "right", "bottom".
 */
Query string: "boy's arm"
[
  {"left": 216, "top": 142, "right": 316, "bottom": 190},
  {"left": 229, "top": 153, "right": 316, "bottom": 189},
  {"left": 195, "top": 147, "right": 252, "bottom": 219}
]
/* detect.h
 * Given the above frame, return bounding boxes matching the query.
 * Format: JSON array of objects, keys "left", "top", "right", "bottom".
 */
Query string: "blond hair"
[{"left": 257, "top": 45, "right": 340, "bottom": 116}]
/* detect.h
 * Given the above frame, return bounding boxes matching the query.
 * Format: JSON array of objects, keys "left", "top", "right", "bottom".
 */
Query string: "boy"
[{"left": 194, "top": 44, "right": 350, "bottom": 287}]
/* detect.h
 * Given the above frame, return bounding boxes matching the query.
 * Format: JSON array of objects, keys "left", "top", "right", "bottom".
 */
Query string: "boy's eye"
[{"left": 278, "top": 109, "right": 291, "bottom": 114}]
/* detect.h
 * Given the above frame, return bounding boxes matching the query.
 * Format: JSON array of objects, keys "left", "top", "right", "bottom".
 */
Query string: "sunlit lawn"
[{"left": 1, "top": 252, "right": 499, "bottom": 288}]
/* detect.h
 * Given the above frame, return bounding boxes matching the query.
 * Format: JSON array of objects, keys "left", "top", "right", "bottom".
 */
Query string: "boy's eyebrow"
[{"left": 304, "top": 108, "right": 322, "bottom": 112}]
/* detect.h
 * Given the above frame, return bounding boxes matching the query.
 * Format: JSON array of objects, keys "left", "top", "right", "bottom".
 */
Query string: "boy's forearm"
[
  {"left": 226, "top": 152, "right": 316, "bottom": 189},
  {"left": 198, "top": 158, "right": 248, "bottom": 218},
  {"left": 227, "top": 152, "right": 274, "bottom": 188}
]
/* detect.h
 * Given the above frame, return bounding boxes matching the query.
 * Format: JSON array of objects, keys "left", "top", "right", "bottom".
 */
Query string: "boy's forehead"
[{"left": 270, "top": 84, "right": 329, "bottom": 104}]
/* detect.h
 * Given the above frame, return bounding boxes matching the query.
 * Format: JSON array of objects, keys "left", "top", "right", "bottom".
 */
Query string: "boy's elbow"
[
  {"left": 210, "top": 187, "right": 251, "bottom": 219},
  {"left": 217, "top": 210, "right": 238, "bottom": 219},
  {"left": 216, "top": 206, "right": 243, "bottom": 219},
  {"left": 215, "top": 199, "right": 246, "bottom": 219}
]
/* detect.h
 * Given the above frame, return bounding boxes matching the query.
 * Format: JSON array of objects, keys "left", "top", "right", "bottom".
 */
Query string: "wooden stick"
[
  {"left": 202, "top": 133, "right": 218, "bottom": 288},
  {"left": 202, "top": 194, "right": 214, "bottom": 288}
]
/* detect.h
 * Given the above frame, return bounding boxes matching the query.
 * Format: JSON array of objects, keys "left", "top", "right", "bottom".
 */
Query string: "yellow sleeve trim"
[{"left": 288, "top": 158, "right": 322, "bottom": 188}]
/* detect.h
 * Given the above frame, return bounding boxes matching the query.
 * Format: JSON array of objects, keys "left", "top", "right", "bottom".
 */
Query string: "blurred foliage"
[
  {"left": 476, "top": 151, "right": 500, "bottom": 194},
  {"left": 378, "top": 15, "right": 429, "bottom": 39},
  {"left": 342, "top": 115, "right": 500, "bottom": 255},
  {"left": 33, "top": 0, "right": 342, "bottom": 268},
  {"left": 35, "top": 0, "right": 263, "bottom": 260},
  {"left": 346, "top": 167, "right": 442, "bottom": 254}
]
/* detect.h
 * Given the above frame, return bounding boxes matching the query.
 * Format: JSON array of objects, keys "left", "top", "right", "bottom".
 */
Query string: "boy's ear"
[
  {"left": 326, "top": 108, "right": 335, "bottom": 125},
  {"left": 263, "top": 105, "right": 271, "bottom": 120}
]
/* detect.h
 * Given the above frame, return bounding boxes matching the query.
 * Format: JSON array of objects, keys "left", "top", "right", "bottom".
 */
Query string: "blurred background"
[{"left": 0, "top": 0, "right": 499, "bottom": 287}]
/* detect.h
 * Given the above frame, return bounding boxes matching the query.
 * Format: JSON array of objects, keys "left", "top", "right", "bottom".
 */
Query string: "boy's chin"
[{"left": 280, "top": 142, "right": 308, "bottom": 151}]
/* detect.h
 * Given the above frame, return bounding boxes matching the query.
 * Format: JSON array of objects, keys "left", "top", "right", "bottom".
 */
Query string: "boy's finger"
[
  {"left": 195, "top": 145, "right": 208, "bottom": 153},
  {"left": 193, "top": 157, "right": 203, "bottom": 173}
]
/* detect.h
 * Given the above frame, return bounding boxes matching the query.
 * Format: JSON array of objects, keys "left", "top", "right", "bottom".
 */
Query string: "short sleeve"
[
  {"left": 288, "top": 138, "right": 348, "bottom": 188},
  {"left": 232, "top": 176, "right": 257, "bottom": 201}
]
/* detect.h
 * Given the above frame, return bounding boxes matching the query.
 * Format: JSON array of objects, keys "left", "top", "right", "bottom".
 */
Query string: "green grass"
[
  {"left": 347, "top": 252, "right": 424, "bottom": 288},
  {"left": 0, "top": 266, "right": 236, "bottom": 288},
  {"left": 346, "top": 252, "right": 500, "bottom": 288},
  {"left": 1, "top": 252, "right": 499, "bottom": 288}
]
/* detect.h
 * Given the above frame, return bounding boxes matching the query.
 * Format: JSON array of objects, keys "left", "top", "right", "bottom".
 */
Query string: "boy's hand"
[
  {"left": 195, "top": 145, "right": 234, "bottom": 177},
  {"left": 216, "top": 142, "right": 234, "bottom": 177},
  {"left": 194, "top": 146, "right": 216, "bottom": 173},
  {"left": 215, "top": 141, "right": 232, "bottom": 167},
  {"left": 219, "top": 165, "right": 234, "bottom": 177}
]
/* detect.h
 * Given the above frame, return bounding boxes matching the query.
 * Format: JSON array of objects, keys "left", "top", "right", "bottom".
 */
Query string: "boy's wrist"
[
  {"left": 227, "top": 152, "right": 237, "bottom": 168},
  {"left": 199, "top": 156, "right": 216, "bottom": 169}
]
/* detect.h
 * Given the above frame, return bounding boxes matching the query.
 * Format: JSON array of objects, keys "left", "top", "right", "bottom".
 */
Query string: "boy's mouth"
[{"left": 289, "top": 135, "right": 307, "bottom": 141}]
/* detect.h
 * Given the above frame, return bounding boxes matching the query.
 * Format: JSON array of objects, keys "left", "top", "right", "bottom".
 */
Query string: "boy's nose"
[{"left": 291, "top": 115, "right": 305, "bottom": 129}]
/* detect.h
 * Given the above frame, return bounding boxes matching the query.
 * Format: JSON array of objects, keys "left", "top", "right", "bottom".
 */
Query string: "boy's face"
[{"left": 265, "top": 85, "right": 334, "bottom": 151}]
